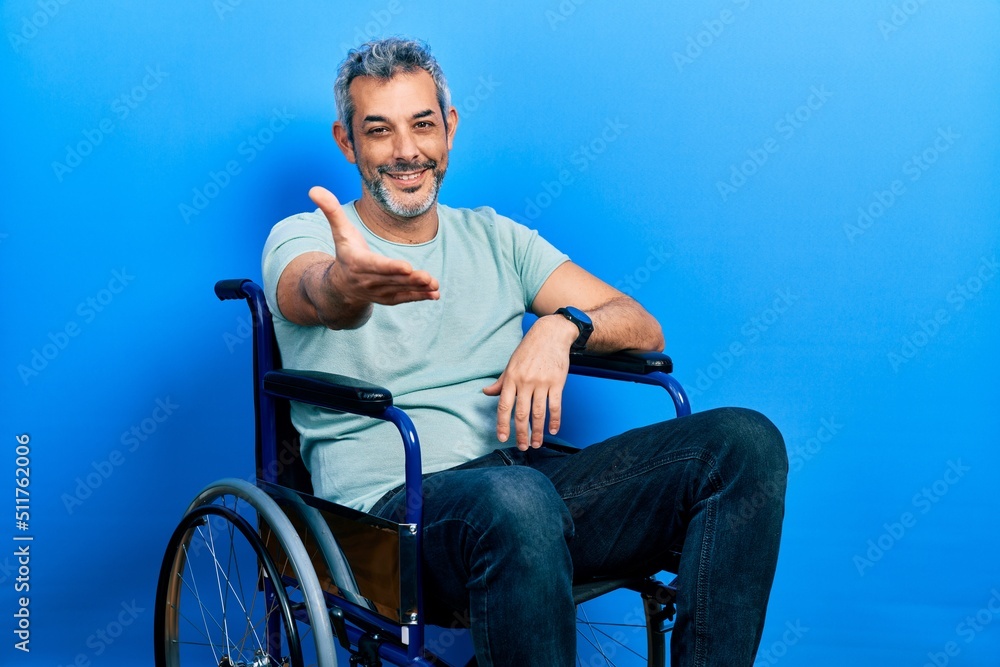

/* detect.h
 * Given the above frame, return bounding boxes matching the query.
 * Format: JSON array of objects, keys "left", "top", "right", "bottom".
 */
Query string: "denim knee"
[
  {"left": 702, "top": 407, "right": 788, "bottom": 488},
  {"left": 464, "top": 467, "right": 574, "bottom": 565}
]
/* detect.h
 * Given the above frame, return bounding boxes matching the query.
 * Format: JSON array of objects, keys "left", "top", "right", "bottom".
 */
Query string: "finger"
[
  {"left": 530, "top": 391, "right": 547, "bottom": 448},
  {"left": 495, "top": 379, "right": 515, "bottom": 442},
  {"left": 483, "top": 378, "right": 502, "bottom": 396},
  {"left": 513, "top": 387, "right": 532, "bottom": 450},
  {"left": 352, "top": 251, "right": 415, "bottom": 277},
  {"left": 309, "top": 186, "right": 356, "bottom": 245},
  {"left": 547, "top": 386, "right": 563, "bottom": 436},
  {"left": 354, "top": 264, "right": 441, "bottom": 294},
  {"left": 409, "top": 270, "right": 439, "bottom": 291},
  {"left": 377, "top": 290, "right": 441, "bottom": 305},
  {"left": 356, "top": 276, "right": 440, "bottom": 297},
  {"left": 354, "top": 272, "right": 439, "bottom": 294}
]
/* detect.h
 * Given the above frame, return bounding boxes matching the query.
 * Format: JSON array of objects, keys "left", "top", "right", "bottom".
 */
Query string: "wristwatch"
[{"left": 555, "top": 306, "right": 593, "bottom": 352}]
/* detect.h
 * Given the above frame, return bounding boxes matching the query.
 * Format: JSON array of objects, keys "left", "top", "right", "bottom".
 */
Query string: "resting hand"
[
  {"left": 309, "top": 186, "right": 440, "bottom": 306},
  {"left": 483, "top": 315, "right": 579, "bottom": 450}
]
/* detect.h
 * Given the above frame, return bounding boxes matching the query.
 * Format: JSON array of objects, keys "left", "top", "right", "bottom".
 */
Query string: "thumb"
[
  {"left": 482, "top": 376, "right": 503, "bottom": 396},
  {"left": 309, "top": 186, "right": 357, "bottom": 246}
]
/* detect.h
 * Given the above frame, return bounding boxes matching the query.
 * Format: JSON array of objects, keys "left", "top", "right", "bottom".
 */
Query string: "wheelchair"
[{"left": 154, "top": 278, "right": 692, "bottom": 667}]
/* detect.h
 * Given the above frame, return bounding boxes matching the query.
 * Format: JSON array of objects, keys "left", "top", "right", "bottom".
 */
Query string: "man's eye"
[
  {"left": 415, "top": 121, "right": 433, "bottom": 129},
  {"left": 368, "top": 127, "right": 388, "bottom": 135}
]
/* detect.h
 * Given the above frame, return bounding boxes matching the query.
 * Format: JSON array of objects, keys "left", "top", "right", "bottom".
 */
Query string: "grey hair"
[{"left": 334, "top": 37, "right": 452, "bottom": 143}]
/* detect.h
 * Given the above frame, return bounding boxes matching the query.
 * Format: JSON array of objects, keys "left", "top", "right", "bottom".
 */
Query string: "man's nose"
[{"left": 392, "top": 129, "right": 420, "bottom": 162}]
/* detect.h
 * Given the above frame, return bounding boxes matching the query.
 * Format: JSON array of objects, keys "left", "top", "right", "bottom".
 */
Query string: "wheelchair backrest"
[{"left": 216, "top": 278, "right": 314, "bottom": 494}]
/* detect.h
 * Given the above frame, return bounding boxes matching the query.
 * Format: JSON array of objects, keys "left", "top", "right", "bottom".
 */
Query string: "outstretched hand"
[{"left": 309, "top": 186, "right": 440, "bottom": 306}]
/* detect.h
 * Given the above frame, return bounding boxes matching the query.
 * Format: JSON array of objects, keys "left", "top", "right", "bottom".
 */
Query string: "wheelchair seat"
[{"left": 153, "top": 278, "right": 691, "bottom": 667}]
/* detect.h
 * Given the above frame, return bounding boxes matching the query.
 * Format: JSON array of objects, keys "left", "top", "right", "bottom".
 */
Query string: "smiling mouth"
[{"left": 386, "top": 170, "right": 426, "bottom": 183}]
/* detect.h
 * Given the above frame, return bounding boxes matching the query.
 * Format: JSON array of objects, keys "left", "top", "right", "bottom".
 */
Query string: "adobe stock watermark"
[
  {"left": 686, "top": 288, "right": 800, "bottom": 398},
  {"left": 853, "top": 459, "right": 970, "bottom": 576},
  {"left": 455, "top": 75, "right": 500, "bottom": 118},
  {"left": 0, "top": 557, "right": 14, "bottom": 585},
  {"left": 337, "top": 0, "right": 405, "bottom": 53},
  {"left": 613, "top": 245, "right": 672, "bottom": 296},
  {"left": 922, "top": 588, "right": 1000, "bottom": 667},
  {"left": 51, "top": 65, "right": 169, "bottom": 182},
  {"left": 673, "top": 0, "right": 755, "bottom": 73},
  {"left": 520, "top": 117, "right": 628, "bottom": 221},
  {"left": 222, "top": 314, "right": 254, "bottom": 353},
  {"left": 878, "top": 0, "right": 931, "bottom": 41},
  {"left": 726, "top": 415, "right": 844, "bottom": 529},
  {"left": 179, "top": 107, "right": 295, "bottom": 224},
  {"left": 16, "top": 268, "right": 135, "bottom": 385},
  {"left": 716, "top": 85, "right": 833, "bottom": 202},
  {"left": 8, "top": 0, "right": 72, "bottom": 53},
  {"left": 544, "top": 0, "right": 589, "bottom": 30},
  {"left": 60, "top": 397, "right": 180, "bottom": 513},
  {"left": 213, "top": 0, "right": 247, "bottom": 20},
  {"left": 787, "top": 416, "right": 844, "bottom": 474},
  {"left": 887, "top": 254, "right": 997, "bottom": 372},
  {"left": 843, "top": 127, "right": 959, "bottom": 243},
  {"left": 54, "top": 599, "right": 145, "bottom": 667},
  {"left": 753, "top": 619, "right": 809, "bottom": 667}
]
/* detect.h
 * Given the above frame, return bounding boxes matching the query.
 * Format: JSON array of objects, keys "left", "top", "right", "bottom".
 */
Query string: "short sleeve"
[
  {"left": 479, "top": 208, "right": 569, "bottom": 308},
  {"left": 261, "top": 210, "right": 336, "bottom": 321}
]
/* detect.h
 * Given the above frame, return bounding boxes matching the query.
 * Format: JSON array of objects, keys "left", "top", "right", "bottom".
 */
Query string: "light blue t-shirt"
[{"left": 261, "top": 201, "right": 569, "bottom": 511}]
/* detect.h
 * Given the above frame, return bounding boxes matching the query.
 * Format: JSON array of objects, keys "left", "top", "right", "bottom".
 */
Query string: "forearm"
[
  {"left": 298, "top": 260, "right": 373, "bottom": 330},
  {"left": 582, "top": 296, "right": 665, "bottom": 353}
]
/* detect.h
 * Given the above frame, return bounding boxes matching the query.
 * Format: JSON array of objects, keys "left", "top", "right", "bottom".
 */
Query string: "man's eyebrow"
[{"left": 361, "top": 109, "right": 436, "bottom": 125}]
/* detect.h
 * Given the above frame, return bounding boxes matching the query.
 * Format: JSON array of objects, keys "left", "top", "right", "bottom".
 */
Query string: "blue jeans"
[{"left": 370, "top": 407, "right": 788, "bottom": 666}]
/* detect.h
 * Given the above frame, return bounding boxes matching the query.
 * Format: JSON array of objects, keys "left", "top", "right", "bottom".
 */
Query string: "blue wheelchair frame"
[{"left": 169, "top": 278, "right": 691, "bottom": 666}]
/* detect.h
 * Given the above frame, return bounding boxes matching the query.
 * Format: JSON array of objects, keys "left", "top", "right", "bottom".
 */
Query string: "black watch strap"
[{"left": 555, "top": 306, "right": 593, "bottom": 352}]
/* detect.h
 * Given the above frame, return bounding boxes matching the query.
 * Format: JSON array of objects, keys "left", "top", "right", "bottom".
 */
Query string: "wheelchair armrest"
[
  {"left": 263, "top": 369, "right": 393, "bottom": 417},
  {"left": 215, "top": 278, "right": 255, "bottom": 301},
  {"left": 569, "top": 350, "right": 673, "bottom": 375}
]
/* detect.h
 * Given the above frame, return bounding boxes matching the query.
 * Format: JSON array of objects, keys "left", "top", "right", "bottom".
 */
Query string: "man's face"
[{"left": 337, "top": 69, "right": 457, "bottom": 219}]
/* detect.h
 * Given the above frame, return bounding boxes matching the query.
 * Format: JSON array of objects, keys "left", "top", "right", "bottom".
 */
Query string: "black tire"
[
  {"left": 155, "top": 505, "right": 303, "bottom": 666},
  {"left": 155, "top": 479, "right": 337, "bottom": 667}
]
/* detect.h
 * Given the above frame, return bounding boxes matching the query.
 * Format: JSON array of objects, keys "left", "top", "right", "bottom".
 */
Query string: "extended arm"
[{"left": 275, "top": 187, "right": 440, "bottom": 329}]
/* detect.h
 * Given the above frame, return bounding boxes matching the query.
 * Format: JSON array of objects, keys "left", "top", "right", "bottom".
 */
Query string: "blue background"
[{"left": 2, "top": 1, "right": 998, "bottom": 665}]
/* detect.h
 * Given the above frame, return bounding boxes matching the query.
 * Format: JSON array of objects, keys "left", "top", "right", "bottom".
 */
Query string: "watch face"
[
  {"left": 561, "top": 306, "right": 592, "bottom": 327},
  {"left": 557, "top": 307, "right": 593, "bottom": 353}
]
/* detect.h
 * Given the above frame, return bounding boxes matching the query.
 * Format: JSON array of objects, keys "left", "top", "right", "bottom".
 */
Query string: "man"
[{"left": 262, "top": 37, "right": 787, "bottom": 666}]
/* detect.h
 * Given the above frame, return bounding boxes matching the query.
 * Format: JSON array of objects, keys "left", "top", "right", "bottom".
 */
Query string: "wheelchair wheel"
[
  {"left": 461, "top": 580, "right": 672, "bottom": 666},
  {"left": 575, "top": 587, "right": 670, "bottom": 666},
  {"left": 155, "top": 478, "right": 338, "bottom": 667}
]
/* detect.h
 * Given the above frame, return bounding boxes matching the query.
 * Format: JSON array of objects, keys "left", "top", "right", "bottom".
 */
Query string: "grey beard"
[{"left": 362, "top": 167, "right": 446, "bottom": 219}]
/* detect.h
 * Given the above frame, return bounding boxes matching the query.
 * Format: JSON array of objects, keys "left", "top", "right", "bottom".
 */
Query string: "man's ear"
[
  {"left": 446, "top": 106, "right": 459, "bottom": 150},
  {"left": 333, "top": 121, "right": 356, "bottom": 164}
]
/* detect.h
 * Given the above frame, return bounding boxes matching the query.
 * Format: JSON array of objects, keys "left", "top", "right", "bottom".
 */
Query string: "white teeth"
[{"left": 392, "top": 172, "right": 420, "bottom": 181}]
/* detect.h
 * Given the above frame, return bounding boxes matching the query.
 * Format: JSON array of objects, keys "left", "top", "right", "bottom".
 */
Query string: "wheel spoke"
[
  {"left": 176, "top": 564, "right": 225, "bottom": 635},
  {"left": 591, "top": 624, "right": 645, "bottom": 661},
  {"left": 574, "top": 619, "right": 648, "bottom": 629},
  {"left": 203, "top": 515, "right": 267, "bottom": 657},
  {"left": 204, "top": 517, "right": 234, "bottom": 658},
  {"left": 169, "top": 599, "right": 219, "bottom": 649},
  {"left": 576, "top": 627, "right": 621, "bottom": 667},
  {"left": 157, "top": 487, "right": 337, "bottom": 667},
  {"left": 578, "top": 603, "right": 617, "bottom": 666},
  {"left": 182, "top": 539, "right": 221, "bottom": 666}
]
